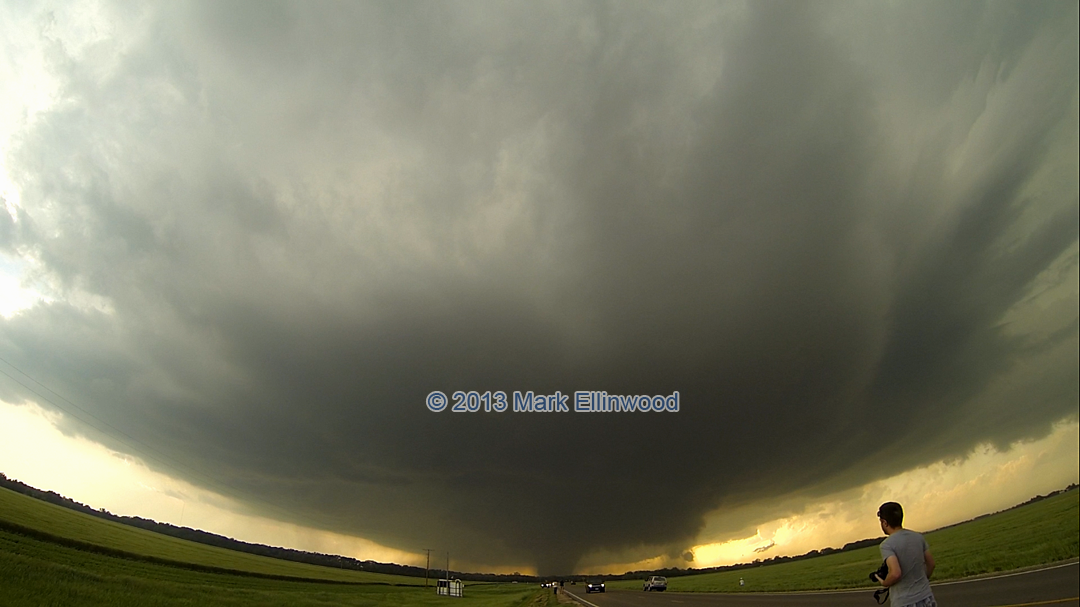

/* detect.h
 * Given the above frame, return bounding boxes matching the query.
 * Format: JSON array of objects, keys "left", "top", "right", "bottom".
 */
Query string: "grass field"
[
  {"left": 606, "top": 488, "right": 1079, "bottom": 593},
  {"left": 0, "top": 529, "right": 546, "bottom": 607},
  {"left": 0, "top": 486, "right": 414, "bottom": 585},
  {"left": 0, "top": 485, "right": 557, "bottom": 606}
]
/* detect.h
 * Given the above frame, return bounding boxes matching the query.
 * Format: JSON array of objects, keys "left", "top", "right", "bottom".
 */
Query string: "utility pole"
[{"left": 424, "top": 549, "right": 432, "bottom": 587}]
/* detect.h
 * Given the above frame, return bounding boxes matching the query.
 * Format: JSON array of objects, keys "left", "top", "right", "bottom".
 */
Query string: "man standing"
[{"left": 875, "top": 502, "right": 937, "bottom": 607}]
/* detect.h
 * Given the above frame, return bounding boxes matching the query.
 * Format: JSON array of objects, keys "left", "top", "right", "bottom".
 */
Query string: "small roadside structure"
[{"left": 436, "top": 578, "right": 464, "bottom": 597}]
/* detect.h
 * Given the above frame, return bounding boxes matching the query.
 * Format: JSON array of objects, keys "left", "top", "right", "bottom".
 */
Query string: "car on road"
[
  {"left": 585, "top": 578, "right": 605, "bottom": 593},
  {"left": 643, "top": 575, "right": 667, "bottom": 591}
]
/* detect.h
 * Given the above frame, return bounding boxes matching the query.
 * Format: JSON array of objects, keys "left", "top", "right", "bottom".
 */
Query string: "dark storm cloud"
[{"left": 1, "top": 1, "right": 1076, "bottom": 573}]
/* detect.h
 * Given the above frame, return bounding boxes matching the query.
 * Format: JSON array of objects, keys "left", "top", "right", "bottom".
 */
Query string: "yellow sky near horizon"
[
  {"left": 2, "top": 397, "right": 1076, "bottom": 576},
  {"left": 575, "top": 418, "right": 1079, "bottom": 573},
  {"left": 0, "top": 399, "right": 433, "bottom": 570},
  {"left": 690, "top": 418, "right": 1079, "bottom": 568}
]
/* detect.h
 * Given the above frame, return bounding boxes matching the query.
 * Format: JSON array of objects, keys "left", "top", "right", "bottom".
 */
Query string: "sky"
[{"left": 0, "top": 0, "right": 1077, "bottom": 576}]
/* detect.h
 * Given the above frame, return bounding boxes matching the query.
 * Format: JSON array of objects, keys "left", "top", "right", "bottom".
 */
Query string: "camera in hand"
[
  {"left": 869, "top": 560, "right": 891, "bottom": 603},
  {"left": 869, "top": 560, "right": 889, "bottom": 583}
]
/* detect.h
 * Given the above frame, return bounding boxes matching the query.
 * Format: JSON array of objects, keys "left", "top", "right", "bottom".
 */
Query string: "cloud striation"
[{"left": 0, "top": 0, "right": 1076, "bottom": 574}]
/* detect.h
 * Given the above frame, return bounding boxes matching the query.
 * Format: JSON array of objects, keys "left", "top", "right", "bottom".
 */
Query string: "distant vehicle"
[
  {"left": 585, "top": 578, "right": 605, "bottom": 593},
  {"left": 643, "top": 575, "right": 667, "bottom": 591}
]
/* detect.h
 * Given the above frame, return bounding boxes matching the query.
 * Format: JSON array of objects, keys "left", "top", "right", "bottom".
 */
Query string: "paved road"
[{"left": 563, "top": 561, "right": 1078, "bottom": 607}]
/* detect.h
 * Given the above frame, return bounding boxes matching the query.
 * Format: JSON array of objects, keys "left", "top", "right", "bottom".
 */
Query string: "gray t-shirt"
[{"left": 880, "top": 529, "right": 934, "bottom": 607}]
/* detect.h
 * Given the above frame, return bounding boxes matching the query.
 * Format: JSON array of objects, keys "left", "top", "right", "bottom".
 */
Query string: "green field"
[
  {"left": 0, "top": 486, "right": 548, "bottom": 606},
  {"left": 0, "top": 486, "right": 416, "bottom": 584},
  {"left": 607, "top": 489, "right": 1079, "bottom": 593},
  {"left": 0, "top": 533, "right": 545, "bottom": 607}
]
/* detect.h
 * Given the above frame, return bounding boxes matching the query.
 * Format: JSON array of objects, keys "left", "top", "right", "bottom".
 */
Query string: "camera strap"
[{"left": 873, "top": 587, "right": 890, "bottom": 604}]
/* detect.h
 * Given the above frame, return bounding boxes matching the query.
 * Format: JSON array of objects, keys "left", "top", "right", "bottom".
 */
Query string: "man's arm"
[
  {"left": 878, "top": 555, "right": 902, "bottom": 587},
  {"left": 924, "top": 550, "right": 935, "bottom": 579}
]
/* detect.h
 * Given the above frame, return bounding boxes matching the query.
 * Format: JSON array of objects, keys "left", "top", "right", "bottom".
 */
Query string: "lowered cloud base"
[{"left": 0, "top": 1, "right": 1076, "bottom": 573}]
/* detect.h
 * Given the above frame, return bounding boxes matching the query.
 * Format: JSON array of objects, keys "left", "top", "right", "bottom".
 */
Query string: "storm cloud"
[{"left": 0, "top": 1, "right": 1076, "bottom": 574}]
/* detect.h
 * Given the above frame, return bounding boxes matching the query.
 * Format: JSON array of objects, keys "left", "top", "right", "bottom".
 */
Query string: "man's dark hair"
[{"left": 878, "top": 502, "right": 904, "bottom": 528}]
